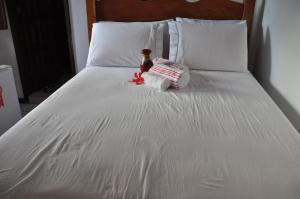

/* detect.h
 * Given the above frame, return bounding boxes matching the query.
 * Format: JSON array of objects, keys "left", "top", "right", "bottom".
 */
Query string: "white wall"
[
  {"left": 68, "top": 0, "right": 89, "bottom": 72},
  {"left": 0, "top": 3, "right": 24, "bottom": 98},
  {"left": 252, "top": 0, "right": 300, "bottom": 132},
  {"left": 0, "top": 66, "right": 22, "bottom": 135}
]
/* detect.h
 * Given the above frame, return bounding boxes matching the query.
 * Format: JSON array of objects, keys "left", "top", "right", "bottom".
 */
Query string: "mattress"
[{"left": 0, "top": 66, "right": 300, "bottom": 199}]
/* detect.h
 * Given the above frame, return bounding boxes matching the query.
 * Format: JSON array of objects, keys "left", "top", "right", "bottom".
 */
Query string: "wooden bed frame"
[{"left": 86, "top": 0, "right": 255, "bottom": 40}]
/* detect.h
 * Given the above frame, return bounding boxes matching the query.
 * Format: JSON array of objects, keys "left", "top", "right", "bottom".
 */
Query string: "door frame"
[
  {"left": 63, "top": 0, "right": 76, "bottom": 77},
  {"left": 0, "top": 0, "right": 7, "bottom": 30},
  {"left": 5, "top": 0, "right": 76, "bottom": 100}
]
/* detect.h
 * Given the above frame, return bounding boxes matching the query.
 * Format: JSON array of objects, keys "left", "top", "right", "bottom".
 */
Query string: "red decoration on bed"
[
  {"left": 129, "top": 72, "right": 144, "bottom": 85},
  {"left": 0, "top": 86, "right": 4, "bottom": 108}
]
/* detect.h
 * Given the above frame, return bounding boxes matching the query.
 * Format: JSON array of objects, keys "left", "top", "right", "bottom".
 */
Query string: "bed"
[
  {"left": 1, "top": 0, "right": 300, "bottom": 199},
  {"left": 1, "top": 67, "right": 300, "bottom": 199}
]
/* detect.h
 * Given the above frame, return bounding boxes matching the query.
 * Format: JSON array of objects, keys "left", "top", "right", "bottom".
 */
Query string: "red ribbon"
[
  {"left": 129, "top": 72, "right": 144, "bottom": 85},
  {"left": 0, "top": 86, "right": 4, "bottom": 108}
]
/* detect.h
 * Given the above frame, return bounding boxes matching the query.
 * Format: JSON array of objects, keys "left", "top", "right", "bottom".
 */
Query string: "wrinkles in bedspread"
[{"left": 0, "top": 67, "right": 300, "bottom": 199}]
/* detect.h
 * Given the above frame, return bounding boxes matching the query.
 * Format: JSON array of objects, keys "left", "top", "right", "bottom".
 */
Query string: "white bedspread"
[{"left": 0, "top": 67, "right": 300, "bottom": 199}]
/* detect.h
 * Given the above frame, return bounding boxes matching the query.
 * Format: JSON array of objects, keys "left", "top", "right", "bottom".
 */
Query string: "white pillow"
[
  {"left": 160, "top": 20, "right": 173, "bottom": 59},
  {"left": 176, "top": 17, "right": 241, "bottom": 24},
  {"left": 93, "top": 20, "right": 173, "bottom": 58},
  {"left": 169, "top": 20, "right": 248, "bottom": 72},
  {"left": 87, "top": 22, "right": 164, "bottom": 67}
]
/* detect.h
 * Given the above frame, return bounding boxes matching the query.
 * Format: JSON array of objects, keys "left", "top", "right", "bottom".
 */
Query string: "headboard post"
[
  {"left": 242, "top": 0, "right": 256, "bottom": 32},
  {"left": 86, "top": 0, "right": 96, "bottom": 41}
]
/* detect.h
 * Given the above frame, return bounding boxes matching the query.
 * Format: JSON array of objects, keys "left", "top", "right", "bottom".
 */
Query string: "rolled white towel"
[{"left": 142, "top": 72, "right": 171, "bottom": 91}]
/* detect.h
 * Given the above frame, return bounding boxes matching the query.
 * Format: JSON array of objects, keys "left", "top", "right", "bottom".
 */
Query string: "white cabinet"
[{"left": 0, "top": 65, "right": 21, "bottom": 135}]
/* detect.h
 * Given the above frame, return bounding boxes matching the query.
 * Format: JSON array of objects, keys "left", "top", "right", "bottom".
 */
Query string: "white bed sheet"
[{"left": 0, "top": 66, "right": 300, "bottom": 199}]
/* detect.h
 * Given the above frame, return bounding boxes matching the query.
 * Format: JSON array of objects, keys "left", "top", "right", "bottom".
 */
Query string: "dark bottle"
[{"left": 140, "top": 49, "right": 153, "bottom": 73}]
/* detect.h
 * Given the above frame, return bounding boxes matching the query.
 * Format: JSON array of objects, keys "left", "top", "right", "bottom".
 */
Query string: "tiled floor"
[
  {"left": 20, "top": 103, "right": 38, "bottom": 116},
  {"left": 20, "top": 90, "right": 50, "bottom": 117}
]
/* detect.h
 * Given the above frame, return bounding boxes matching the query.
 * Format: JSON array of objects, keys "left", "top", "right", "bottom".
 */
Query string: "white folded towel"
[
  {"left": 176, "top": 66, "right": 190, "bottom": 89},
  {"left": 150, "top": 58, "right": 190, "bottom": 89},
  {"left": 142, "top": 72, "right": 171, "bottom": 91}
]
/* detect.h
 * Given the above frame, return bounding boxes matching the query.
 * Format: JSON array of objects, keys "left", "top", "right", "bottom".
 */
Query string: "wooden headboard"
[{"left": 86, "top": 0, "right": 255, "bottom": 39}]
